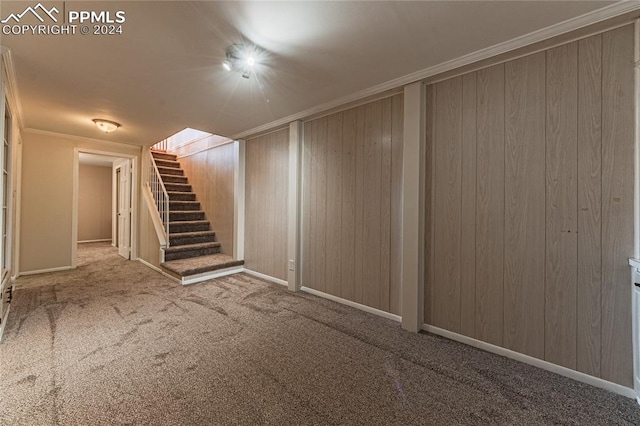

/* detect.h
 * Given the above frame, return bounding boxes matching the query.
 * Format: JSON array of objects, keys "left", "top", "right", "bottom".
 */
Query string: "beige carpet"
[{"left": 1, "top": 242, "right": 639, "bottom": 425}]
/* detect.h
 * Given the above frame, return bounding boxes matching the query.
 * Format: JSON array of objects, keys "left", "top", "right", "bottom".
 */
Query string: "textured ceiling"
[{"left": 0, "top": 1, "right": 619, "bottom": 146}]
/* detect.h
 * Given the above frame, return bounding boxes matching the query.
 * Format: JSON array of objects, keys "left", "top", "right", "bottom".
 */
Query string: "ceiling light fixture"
[
  {"left": 92, "top": 118, "right": 121, "bottom": 133},
  {"left": 222, "top": 44, "right": 261, "bottom": 79}
]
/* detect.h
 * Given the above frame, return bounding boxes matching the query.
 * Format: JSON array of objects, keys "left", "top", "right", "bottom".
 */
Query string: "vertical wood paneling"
[
  {"left": 363, "top": 102, "right": 382, "bottom": 309},
  {"left": 425, "top": 25, "right": 634, "bottom": 387},
  {"left": 354, "top": 106, "right": 366, "bottom": 304},
  {"left": 503, "top": 52, "right": 546, "bottom": 359},
  {"left": 302, "top": 121, "right": 312, "bottom": 288},
  {"left": 546, "top": 43, "right": 579, "bottom": 369},
  {"left": 390, "top": 94, "right": 404, "bottom": 316},
  {"left": 601, "top": 25, "right": 634, "bottom": 387},
  {"left": 380, "top": 98, "right": 392, "bottom": 313},
  {"left": 302, "top": 95, "right": 403, "bottom": 314},
  {"left": 179, "top": 142, "right": 235, "bottom": 256},
  {"left": 244, "top": 129, "right": 289, "bottom": 280},
  {"left": 326, "top": 113, "right": 343, "bottom": 296},
  {"left": 309, "top": 120, "right": 318, "bottom": 290},
  {"left": 460, "top": 73, "right": 477, "bottom": 338},
  {"left": 433, "top": 77, "right": 463, "bottom": 332},
  {"left": 475, "top": 64, "right": 505, "bottom": 346},
  {"left": 577, "top": 34, "right": 602, "bottom": 377},
  {"left": 424, "top": 85, "right": 436, "bottom": 325},
  {"left": 316, "top": 117, "right": 328, "bottom": 293},
  {"left": 341, "top": 110, "right": 357, "bottom": 302}
]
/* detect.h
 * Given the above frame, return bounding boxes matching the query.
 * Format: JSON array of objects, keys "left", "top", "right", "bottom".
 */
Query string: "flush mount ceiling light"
[
  {"left": 92, "top": 118, "right": 121, "bottom": 133},
  {"left": 222, "top": 44, "right": 260, "bottom": 79}
]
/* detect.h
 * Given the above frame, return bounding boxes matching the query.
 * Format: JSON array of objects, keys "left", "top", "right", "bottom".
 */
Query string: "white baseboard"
[
  {"left": 137, "top": 259, "right": 180, "bottom": 283},
  {"left": 300, "top": 286, "right": 402, "bottom": 323},
  {"left": 182, "top": 266, "right": 244, "bottom": 285},
  {"left": 19, "top": 265, "right": 74, "bottom": 276},
  {"left": 78, "top": 239, "right": 112, "bottom": 244},
  {"left": 422, "top": 324, "right": 635, "bottom": 399},
  {"left": 242, "top": 268, "right": 288, "bottom": 286}
]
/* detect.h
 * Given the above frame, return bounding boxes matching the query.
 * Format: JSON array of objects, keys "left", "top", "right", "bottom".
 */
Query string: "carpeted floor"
[{"left": 1, "top": 243, "right": 639, "bottom": 425}]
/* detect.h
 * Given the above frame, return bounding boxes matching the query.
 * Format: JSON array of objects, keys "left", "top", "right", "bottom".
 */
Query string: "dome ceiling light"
[{"left": 92, "top": 118, "right": 121, "bottom": 133}]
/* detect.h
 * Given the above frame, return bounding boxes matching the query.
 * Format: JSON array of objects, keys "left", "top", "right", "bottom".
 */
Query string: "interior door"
[{"left": 117, "top": 161, "right": 131, "bottom": 259}]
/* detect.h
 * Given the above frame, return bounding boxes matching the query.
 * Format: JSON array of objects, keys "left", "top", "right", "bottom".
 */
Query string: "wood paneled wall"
[
  {"left": 302, "top": 94, "right": 404, "bottom": 315},
  {"left": 424, "top": 26, "right": 634, "bottom": 386},
  {"left": 179, "top": 143, "right": 235, "bottom": 255},
  {"left": 245, "top": 129, "right": 289, "bottom": 280}
]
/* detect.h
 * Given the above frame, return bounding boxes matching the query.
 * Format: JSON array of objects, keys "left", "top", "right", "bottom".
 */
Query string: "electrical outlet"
[{"left": 288, "top": 260, "right": 295, "bottom": 271}]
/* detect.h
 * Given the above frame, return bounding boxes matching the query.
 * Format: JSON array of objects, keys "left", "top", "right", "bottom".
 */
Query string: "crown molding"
[
  {"left": 233, "top": 0, "right": 640, "bottom": 140},
  {"left": 23, "top": 128, "right": 142, "bottom": 152},
  {"left": 1, "top": 49, "right": 25, "bottom": 130}
]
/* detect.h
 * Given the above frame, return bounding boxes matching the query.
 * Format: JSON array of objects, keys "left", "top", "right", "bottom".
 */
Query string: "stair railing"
[
  {"left": 148, "top": 149, "right": 170, "bottom": 247},
  {"left": 152, "top": 138, "right": 168, "bottom": 152}
]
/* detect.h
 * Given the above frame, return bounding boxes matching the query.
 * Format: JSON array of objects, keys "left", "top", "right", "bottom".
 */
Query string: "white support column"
[
  {"left": 233, "top": 139, "right": 246, "bottom": 260},
  {"left": 401, "top": 81, "right": 426, "bottom": 332},
  {"left": 288, "top": 121, "right": 303, "bottom": 291}
]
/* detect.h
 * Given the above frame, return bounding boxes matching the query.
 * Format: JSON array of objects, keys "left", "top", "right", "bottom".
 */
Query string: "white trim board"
[
  {"left": 300, "top": 286, "right": 402, "bottom": 323},
  {"left": 0, "top": 50, "right": 24, "bottom": 130},
  {"left": 78, "top": 239, "right": 112, "bottom": 244},
  {"left": 422, "top": 324, "right": 635, "bottom": 400},
  {"left": 243, "top": 268, "right": 288, "bottom": 287},
  {"left": 18, "top": 265, "right": 74, "bottom": 276},
  {"left": 232, "top": 1, "right": 640, "bottom": 141},
  {"left": 181, "top": 266, "right": 244, "bottom": 286}
]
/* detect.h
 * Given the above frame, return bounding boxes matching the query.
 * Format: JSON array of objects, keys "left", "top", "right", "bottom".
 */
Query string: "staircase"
[{"left": 150, "top": 150, "right": 243, "bottom": 281}]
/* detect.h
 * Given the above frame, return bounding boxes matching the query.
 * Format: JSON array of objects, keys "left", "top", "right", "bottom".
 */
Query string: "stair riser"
[
  {"left": 170, "top": 202, "right": 200, "bottom": 211},
  {"left": 169, "top": 222, "right": 209, "bottom": 233},
  {"left": 170, "top": 235, "right": 216, "bottom": 246},
  {"left": 164, "top": 246, "right": 221, "bottom": 261},
  {"left": 151, "top": 152, "right": 177, "bottom": 161},
  {"left": 161, "top": 175, "right": 189, "bottom": 184},
  {"left": 168, "top": 193, "right": 196, "bottom": 201},
  {"left": 170, "top": 211, "right": 205, "bottom": 221},
  {"left": 157, "top": 167, "right": 184, "bottom": 176},
  {"left": 154, "top": 159, "right": 181, "bottom": 169},
  {"left": 164, "top": 183, "right": 192, "bottom": 192}
]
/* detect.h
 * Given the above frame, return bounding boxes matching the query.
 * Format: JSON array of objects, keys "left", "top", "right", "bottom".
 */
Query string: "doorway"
[{"left": 72, "top": 149, "right": 138, "bottom": 268}]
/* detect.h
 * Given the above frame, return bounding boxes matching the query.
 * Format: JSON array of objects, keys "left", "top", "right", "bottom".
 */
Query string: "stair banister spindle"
[{"left": 147, "top": 148, "right": 170, "bottom": 247}]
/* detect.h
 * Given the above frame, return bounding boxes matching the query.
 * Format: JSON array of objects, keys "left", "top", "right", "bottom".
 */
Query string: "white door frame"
[
  {"left": 114, "top": 158, "right": 132, "bottom": 259},
  {"left": 72, "top": 148, "right": 139, "bottom": 268}
]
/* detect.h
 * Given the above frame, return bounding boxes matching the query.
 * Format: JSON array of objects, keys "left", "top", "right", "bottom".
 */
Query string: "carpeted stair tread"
[
  {"left": 151, "top": 151, "right": 177, "bottom": 161},
  {"left": 157, "top": 166, "right": 184, "bottom": 176},
  {"left": 164, "top": 183, "right": 192, "bottom": 192},
  {"left": 169, "top": 230, "right": 216, "bottom": 246},
  {"left": 169, "top": 210, "right": 205, "bottom": 221},
  {"left": 161, "top": 174, "right": 189, "bottom": 184},
  {"left": 169, "top": 200, "right": 201, "bottom": 211},
  {"left": 164, "top": 242, "right": 221, "bottom": 261},
  {"left": 161, "top": 253, "right": 244, "bottom": 277},
  {"left": 169, "top": 220, "right": 210, "bottom": 233},
  {"left": 167, "top": 191, "right": 196, "bottom": 201},
  {"left": 154, "top": 159, "right": 181, "bottom": 169}
]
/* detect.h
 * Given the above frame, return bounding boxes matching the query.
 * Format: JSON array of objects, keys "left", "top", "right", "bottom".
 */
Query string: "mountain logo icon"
[{"left": 1, "top": 3, "right": 59, "bottom": 24}]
